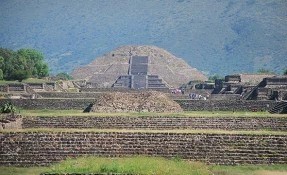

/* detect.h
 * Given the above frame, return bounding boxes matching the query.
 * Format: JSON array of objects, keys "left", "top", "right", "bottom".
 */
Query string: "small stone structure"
[
  {"left": 87, "top": 91, "right": 183, "bottom": 113},
  {"left": 0, "top": 114, "right": 22, "bottom": 130}
]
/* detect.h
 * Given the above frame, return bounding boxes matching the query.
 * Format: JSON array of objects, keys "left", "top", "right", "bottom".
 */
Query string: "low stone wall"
[
  {"left": 22, "top": 116, "right": 287, "bottom": 131},
  {"left": 38, "top": 92, "right": 103, "bottom": 99},
  {"left": 209, "top": 94, "right": 241, "bottom": 100},
  {"left": 0, "top": 99, "right": 94, "bottom": 110},
  {"left": 1, "top": 132, "right": 286, "bottom": 166},
  {"left": 176, "top": 100, "right": 276, "bottom": 111},
  {"left": 0, "top": 99, "right": 276, "bottom": 111},
  {"left": 80, "top": 88, "right": 170, "bottom": 93}
]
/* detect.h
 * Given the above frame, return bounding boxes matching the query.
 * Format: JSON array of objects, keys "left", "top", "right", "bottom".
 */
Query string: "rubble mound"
[{"left": 88, "top": 91, "right": 183, "bottom": 113}]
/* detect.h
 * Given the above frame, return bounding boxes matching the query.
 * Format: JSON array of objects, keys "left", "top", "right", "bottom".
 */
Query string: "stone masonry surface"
[
  {"left": 22, "top": 116, "right": 287, "bottom": 131},
  {"left": 0, "top": 99, "right": 276, "bottom": 111},
  {"left": 0, "top": 114, "right": 22, "bottom": 130},
  {"left": 0, "top": 99, "right": 94, "bottom": 110},
  {"left": 176, "top": 100, "right": 276, "bottom": 111},
  {"left": 0, "top": 132, "right": 286, "bottom": 166}
]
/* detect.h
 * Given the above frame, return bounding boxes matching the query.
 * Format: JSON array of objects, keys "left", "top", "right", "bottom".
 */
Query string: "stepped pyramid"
[{"left": 72, "top": 45, "right": 207, "bottom": 88}]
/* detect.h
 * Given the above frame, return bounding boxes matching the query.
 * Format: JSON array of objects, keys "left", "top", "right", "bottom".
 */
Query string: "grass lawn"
[
  {"left": 210, "top": 164, "right": 287, "bottom": 175},
  {"left": 0, "top": 157, "right": 286, "bottom": 175}
]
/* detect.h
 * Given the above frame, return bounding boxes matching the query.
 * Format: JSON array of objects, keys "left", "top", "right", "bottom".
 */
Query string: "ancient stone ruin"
[
  {"left": 72, "top": 45, "right": 207, "bottom": 88},
  {"left": 85, "top": 91, "right": 183, "bottom": 113},
  {"left": 0, "top": 114, "right": 22, "bottom": 130}
]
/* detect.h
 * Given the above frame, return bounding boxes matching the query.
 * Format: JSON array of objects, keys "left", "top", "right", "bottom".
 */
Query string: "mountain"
[{"left": 0, "top": 0, "right": 286, "bottom": 76}]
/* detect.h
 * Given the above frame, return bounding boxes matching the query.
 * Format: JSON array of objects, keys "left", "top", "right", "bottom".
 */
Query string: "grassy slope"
[
  {"left": 19, "top": 109, "right": 287, "bottom": 118},
  {"left": 0, "top": 159, "right": 287, "bottom": 175},
  {"left": 210, "top": 164, "right": 287, "bottom": 175}
]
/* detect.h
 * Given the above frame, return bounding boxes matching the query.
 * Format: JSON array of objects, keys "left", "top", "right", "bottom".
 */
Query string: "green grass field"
[{"left": 0, "top": 157, "right": 287, "bottom": 175}]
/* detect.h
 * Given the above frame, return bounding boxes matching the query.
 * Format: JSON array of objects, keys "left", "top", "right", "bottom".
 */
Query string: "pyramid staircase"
[{"left": 112, "top": 56, "right": 168, "bottom": 90}]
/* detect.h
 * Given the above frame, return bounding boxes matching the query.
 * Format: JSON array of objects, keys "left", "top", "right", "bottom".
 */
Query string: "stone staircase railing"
[{"left": 243, "top": 80, "right": 266, "bottom": 100}]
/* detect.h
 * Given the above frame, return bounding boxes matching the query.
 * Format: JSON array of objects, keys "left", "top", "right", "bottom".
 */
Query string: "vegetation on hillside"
[
  {"left": 208, "top": 74, "right": 223, "bottom": 81},
  {"left": 0, "top": 102, "right": 16, "bottom": 113},
  {"left": 257, "top": 68, "right": 274, "bottom": 74},
  {"left": 54, "top": 72, "right": 73, "bottom": 80},
  {"left": 0, "top": 48, "right": 49, "bottom": 81}
]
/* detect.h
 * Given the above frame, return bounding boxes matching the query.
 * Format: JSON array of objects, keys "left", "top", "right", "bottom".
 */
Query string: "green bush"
[{"left": 0, "top": 102, "right": 16, "bottom": 113}]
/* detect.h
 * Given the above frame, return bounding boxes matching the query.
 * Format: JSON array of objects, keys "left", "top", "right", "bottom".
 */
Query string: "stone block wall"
[
  {"left": 0, "top": 114, "right": 22, "bottom": 130},
  {"left": 37, "top": 92, "right": 103, "bottom": 99},
  {"left": 1, "top": 132, "right": 286, "bottom": 166},
  {"left": 0, "top": 99, "right": 276, "bottom": 111},
  {"left": 0, "top": 99, "right": 94, "bottom": 110},
  {"left": 22, "top": 116, "right": 287, "bottom": 131},
  {"left": 80, "top": 88, "right": 170, "bottom": 93},
  {"left": 175, "top": 100, "right": 276, "bottom": 111},
  {"left": 209, "top": 94, "right": 241, "bottom": 100}
]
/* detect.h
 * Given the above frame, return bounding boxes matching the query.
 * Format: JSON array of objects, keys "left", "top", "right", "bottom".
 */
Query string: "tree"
[
  {"left": 208, "top": 74, "right": 223, "bottom": 81},
  {"left": 55, "top": 72, "right": 73, "bottom": 80},
  {"left": 0, "top": 69, "right": 3, "bottom": 80},
  {"left": 284, "top": 69, "right": 287, "bottom": 75},
  {"left": 257, "top": 68, "right": 273, "bottom": 74},
  {"left": 11, "top": 69, "right": 29, "bottom": 82},
  {"left": 0, "top": 47, "right": 49, "bottom": 81},
  {"left": 17, "top": 48, "right": 49, "bottom": 78}
]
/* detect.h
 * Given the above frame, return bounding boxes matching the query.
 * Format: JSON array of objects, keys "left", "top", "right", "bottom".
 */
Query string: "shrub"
[{"left": 0, "top": 102, "right": 16, "bottom": 113}]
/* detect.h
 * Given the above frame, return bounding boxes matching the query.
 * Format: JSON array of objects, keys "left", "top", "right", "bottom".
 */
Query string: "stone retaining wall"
[
  {"left": 80, "top": 88, "right": 170, "bottom": 93},
  {"left": 176, "top": 100, "right": 276, "bottom": 111},
  {"left": 22, "top": 116, "right": 287, "bottom": 131},
  {"left": 38, "top": 92, "right": 103, "bottom": 99},
  {"left": 1, "top": 132, "right": 286, "bottom": 166},
  {"left": 0, "top": 99, "right": 276, "bottom": 111},
  {"left": 0, "top": 99, "right": 94, "bottom": 110}
]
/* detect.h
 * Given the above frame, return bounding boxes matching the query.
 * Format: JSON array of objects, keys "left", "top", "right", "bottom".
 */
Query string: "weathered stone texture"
[
  {"left": 1, "top": 132, "right": 286, "bottom": 166},
  {"left": 176, "top": 100, "right": 276, "bottom": 111},
  {"left": 0, "top": 99, "right": 94, "bottom": 110},
  {"left": 38, "top": 92, "right": 103, "bottom": 99},
  {"left": 90, "top": 91, "right": 183, "bottom": 113},
  {"left": 23, "top": 116, "right": 287, "bottom": 131},
  {"left": 0, "top": 99, "right": 276, "bottom": 111},
  {"left": 0, "top": 114, "right": 22, "bottom": 130}
]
